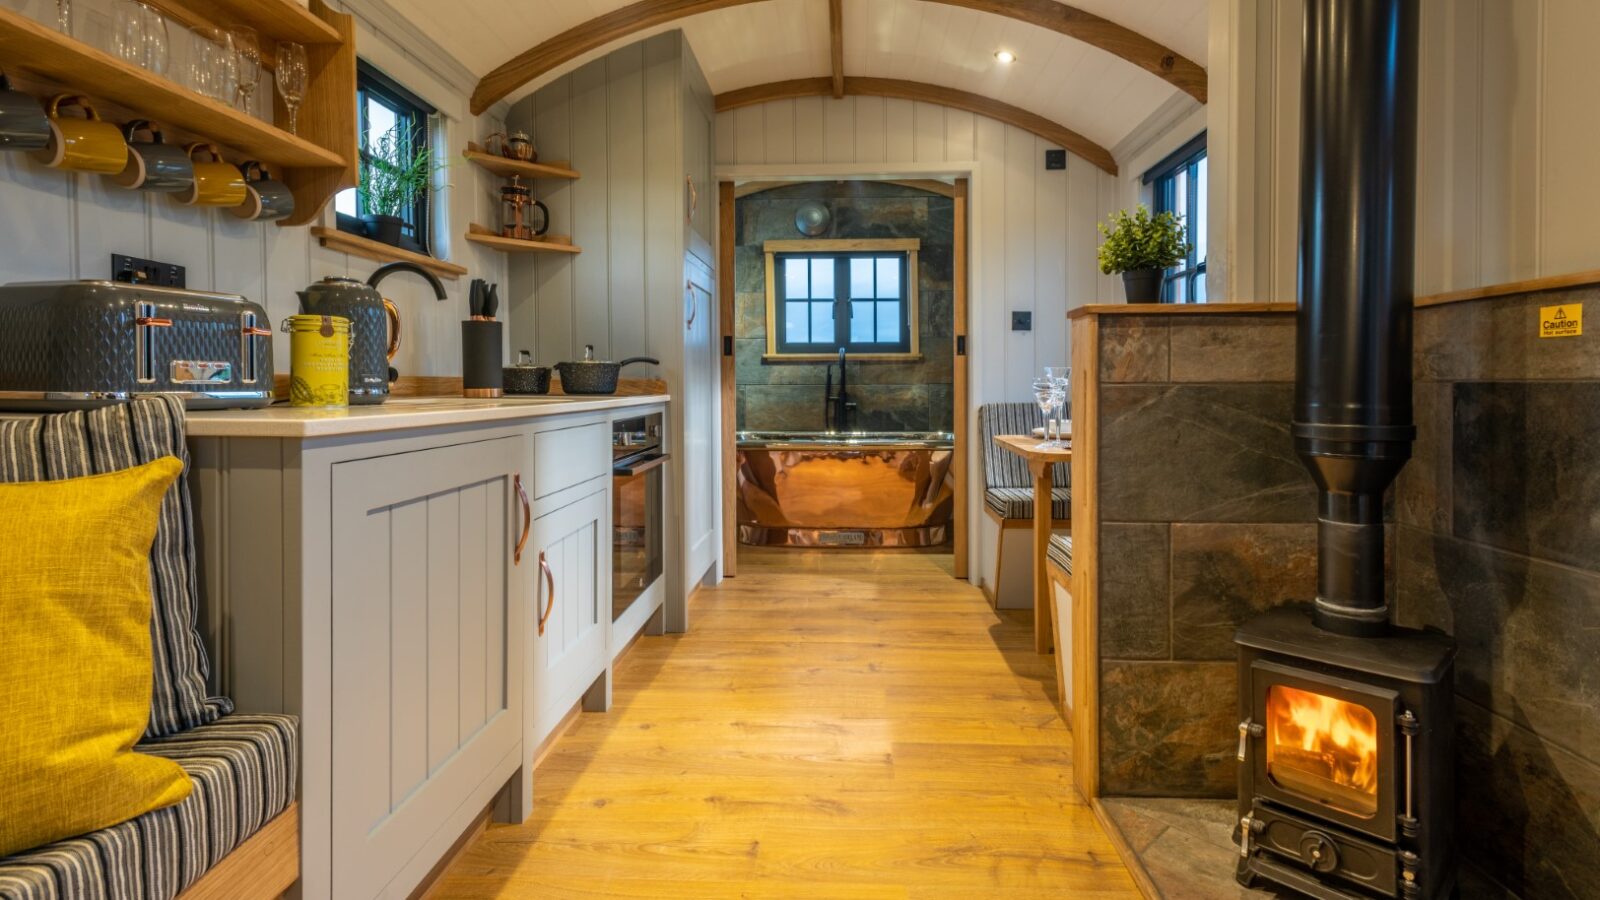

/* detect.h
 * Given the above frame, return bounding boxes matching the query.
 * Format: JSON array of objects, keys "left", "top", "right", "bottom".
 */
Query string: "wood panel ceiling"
[{"left": 384, "top": 0, "right": 1206, "bottom": 155}]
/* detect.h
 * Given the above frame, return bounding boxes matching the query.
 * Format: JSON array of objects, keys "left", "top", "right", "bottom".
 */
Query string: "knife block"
[{"left": 461, "top": 319, "right": 503, "bottom": 398}]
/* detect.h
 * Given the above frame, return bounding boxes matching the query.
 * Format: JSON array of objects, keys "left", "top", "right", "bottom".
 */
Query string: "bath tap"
[{"left": 825, "top": 346, "right": 855, "bottom": 433}]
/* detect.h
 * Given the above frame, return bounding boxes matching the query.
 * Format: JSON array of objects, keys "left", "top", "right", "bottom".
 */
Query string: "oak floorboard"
[{"left": 430, "top": 548, "right": 1138, "bottom": 898}]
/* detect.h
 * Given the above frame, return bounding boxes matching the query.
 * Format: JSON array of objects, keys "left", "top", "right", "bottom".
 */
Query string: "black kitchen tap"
[
  {"left": 367, "top": 261, "right": 448, "bottom": 300},
  {"left": 825, "top": 345, "right": 855, "bottom": 433}
]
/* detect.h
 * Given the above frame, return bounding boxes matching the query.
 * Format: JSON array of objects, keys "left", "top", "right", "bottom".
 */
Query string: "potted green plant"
[
  {"left": 357, "top": 122, "right": 436, "bottom": 249},
  {"left": 1097, "top": 205, "right": 1190, "bottom": 302}
]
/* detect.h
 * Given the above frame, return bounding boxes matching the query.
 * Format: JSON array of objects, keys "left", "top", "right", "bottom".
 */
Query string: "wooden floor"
[{"left": 431, "top": 548, "right": 1140, "bottom": 899}]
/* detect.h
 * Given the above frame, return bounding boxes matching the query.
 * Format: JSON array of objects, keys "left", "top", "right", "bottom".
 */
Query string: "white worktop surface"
[{"left": 186, "top": 394, "right": 669, "bottom": 438}]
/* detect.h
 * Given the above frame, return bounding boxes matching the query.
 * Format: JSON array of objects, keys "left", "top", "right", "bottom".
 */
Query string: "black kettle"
[{"left": 296, "top": 277, "right": 401, "bottom": 405}]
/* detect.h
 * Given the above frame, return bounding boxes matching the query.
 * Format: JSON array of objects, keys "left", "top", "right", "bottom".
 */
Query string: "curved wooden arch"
[
  {"left": 716, "top": 77, "right": 1118, "bottom": 175},
  {"left": 469, "top": 0, "right": 1205, "bottom": 115}
]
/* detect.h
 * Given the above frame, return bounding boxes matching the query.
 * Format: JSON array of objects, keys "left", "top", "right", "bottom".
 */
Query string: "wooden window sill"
[{"left": 310, "top": 227, "right": 468, "bottom": 279}]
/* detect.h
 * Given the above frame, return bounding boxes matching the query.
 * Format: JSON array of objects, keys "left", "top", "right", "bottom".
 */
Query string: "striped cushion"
[
  {"left": 984, "top": 486, "right": 1070, "bottom": 520},
  {"left": 979, "top": 403, "right": 1070, "bottom": 490},
  {"left": 1047, "top": 534, "right": 1073, "bottom": 574},
  {"left": 0, "top": 714, "right": 297, "bottom": 900},
  {"left": 0, "top": 397, "right": 230, "bottom": 738}
]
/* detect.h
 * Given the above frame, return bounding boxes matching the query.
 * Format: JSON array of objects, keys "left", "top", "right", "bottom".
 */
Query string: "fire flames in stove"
[{"left": 1266, "top": 685, "right": 1380, "bottom": 817}]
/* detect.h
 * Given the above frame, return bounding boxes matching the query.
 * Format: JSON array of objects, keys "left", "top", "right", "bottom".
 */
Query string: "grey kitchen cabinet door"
[
  {"left": 329, "top": 436, "right": 526, "bottom": 899},
  {"left": 527, "top": 486, "right": 610, "bottom": 747}
]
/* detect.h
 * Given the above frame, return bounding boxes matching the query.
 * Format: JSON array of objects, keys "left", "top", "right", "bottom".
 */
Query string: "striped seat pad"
[
  {"left": 0, "top": 396, "right": 230, "bottom": 738},
  {"left": 0, "top": 715, "right": 297, "bottom": 900},
  {"left": 1047, "top": 534, "right": 1073, "bottom": 574},
  {"left": 984, "top": 486, "right": 1070, "bottom": 520}
]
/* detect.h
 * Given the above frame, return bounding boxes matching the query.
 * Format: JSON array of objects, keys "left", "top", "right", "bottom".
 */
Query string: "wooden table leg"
[{"left": 1028, "top": 458, "right": 1054, "bottom": 654}]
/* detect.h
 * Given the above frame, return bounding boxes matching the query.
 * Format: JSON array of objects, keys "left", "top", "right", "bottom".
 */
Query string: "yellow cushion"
[{"left": 0, "top": 456, "right": 194, "bottom": 858}]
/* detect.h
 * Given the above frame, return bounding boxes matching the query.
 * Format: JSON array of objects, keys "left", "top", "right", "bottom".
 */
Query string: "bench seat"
[
  {"left": 984, "top": 486, "right": 1070, "bottom": 520},
  {"left": 1047, "top": 534, "right": 1073, "bottom": 575},
  {"left": 0, "top": 715, "right": 297, "bottom": 900}
]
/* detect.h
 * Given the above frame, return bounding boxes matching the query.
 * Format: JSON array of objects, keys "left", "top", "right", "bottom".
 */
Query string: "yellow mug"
[
  {"left": 175, "top": 142, "right": 247, "bottom": 207},
  {"left": 30, "top": 95, "right": 128, "bottom": 174}
]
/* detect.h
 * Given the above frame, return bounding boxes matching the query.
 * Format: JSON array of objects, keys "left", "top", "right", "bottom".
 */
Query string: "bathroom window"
[
  {"left": 335, "top": 61, "right": 437, "bottom": 254},
  {"left": 764, "top": 239, "right": 920, "bottom": 359}
]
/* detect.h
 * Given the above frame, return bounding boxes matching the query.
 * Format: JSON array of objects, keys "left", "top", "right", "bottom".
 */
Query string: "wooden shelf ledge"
[
  {"left": 464, "top": 225, "right": 581, "bottom": 255},
  {"left": 311, "top": 227, "right": 469, "bottom": 279},
  {"left": 462, "top": 144, "right": 580, "bottom": 181},
  {"left": 149, "top": 0, "right": 342, "bottom": 45},
  {"left": 0, "top": 10, "right": 344, "bottom": 169}
]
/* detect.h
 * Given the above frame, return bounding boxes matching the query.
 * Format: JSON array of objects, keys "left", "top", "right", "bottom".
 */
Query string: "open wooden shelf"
[
  {"left": 0, "top": 0, "right": 356, "bottom": 226},
  {"left": 464, "top": 225, "right": 582, "bottom": 255},
  {"left": 148, "top": 0, "right": 342, "bottom": 45},
  {"left": 462, "top": 143, "right": 581, "bottom": 181},
  {"left": 312, "top": 227, "right": 470, "bottom": 279}
]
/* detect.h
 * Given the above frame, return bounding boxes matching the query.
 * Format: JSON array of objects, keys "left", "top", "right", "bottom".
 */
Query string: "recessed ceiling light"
[{"left": 995, "top": 50, "right": 1016, "bottom": 64}]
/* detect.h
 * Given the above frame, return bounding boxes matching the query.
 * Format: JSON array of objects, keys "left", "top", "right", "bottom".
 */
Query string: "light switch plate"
[{"left": 1012, "top": 311, "right": 1033, "bottom": 331}]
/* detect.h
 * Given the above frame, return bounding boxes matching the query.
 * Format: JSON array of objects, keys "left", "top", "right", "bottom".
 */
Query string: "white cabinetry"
[
  {"left": 328, "top": 436, "right": 524, "bottom": 898},
  {"left": 526, "top": 487, "right": 609, "bottom": 747}
]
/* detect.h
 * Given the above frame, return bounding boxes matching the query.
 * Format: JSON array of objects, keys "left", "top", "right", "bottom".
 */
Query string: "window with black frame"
[
  {"left": 335, "top": 62, "right": 437, "bottom": 254},
  {"left": 1145, "top": 133, "right": 1207, "bottom": 302},
  {"left": 764, "top": 240, "right": 920, "bottom": 358}
]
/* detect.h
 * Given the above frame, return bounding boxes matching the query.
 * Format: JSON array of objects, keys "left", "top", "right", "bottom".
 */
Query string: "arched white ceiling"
[{"left": 381, "top": 0, "right": 1207, "bottom": 151}]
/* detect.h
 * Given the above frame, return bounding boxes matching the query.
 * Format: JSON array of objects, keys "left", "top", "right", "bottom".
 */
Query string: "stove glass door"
[{"left": 1250, "top": 660, "right": 1398, "bottom": 842}]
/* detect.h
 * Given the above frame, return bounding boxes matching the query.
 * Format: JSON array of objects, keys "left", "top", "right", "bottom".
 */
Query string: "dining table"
[{"left": 991, "top": 433, "right": 1072, "bottom": 655}]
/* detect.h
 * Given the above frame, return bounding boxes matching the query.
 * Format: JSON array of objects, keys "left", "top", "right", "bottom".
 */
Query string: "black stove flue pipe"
[{"left": 1295, "top": 0, "right": 1419, "bottom": 637}]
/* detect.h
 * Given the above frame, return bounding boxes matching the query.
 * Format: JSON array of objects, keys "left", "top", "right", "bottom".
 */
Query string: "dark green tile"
[
  {"left": 1099, "top": 661, "right": 1236, "bottom": 797},
  {"left": 1170, "top": 523, "right": 1317, "bottom": 660},
  {"left": 1099, "top": 523, "right": 1170, "bottom": 660}
]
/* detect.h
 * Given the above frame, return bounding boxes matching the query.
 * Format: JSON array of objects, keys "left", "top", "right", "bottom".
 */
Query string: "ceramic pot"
[{"left": 1121, "top": 268, "right": 1164, "bottom": 303}]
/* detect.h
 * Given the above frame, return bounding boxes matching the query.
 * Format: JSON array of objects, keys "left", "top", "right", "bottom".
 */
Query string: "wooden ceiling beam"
[
  {"left": 470, "top": 0, "right": 1206, "bottom": 115},
  {"left": 926, "top": 0, "right": 1206, "bottom": 103},
  {"left": 716, "top": 76, "right": 1118, "bottom": 175},
  {"left": 829, "top": 0, "right": 844, "bottom": 98},
  {"left": 470, "top": 0, "right": 763, "bottom": 114}
]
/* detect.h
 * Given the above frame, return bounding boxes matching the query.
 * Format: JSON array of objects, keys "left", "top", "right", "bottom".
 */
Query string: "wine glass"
[
  {"left": 112, "top": 1, "right": 144, "bottom": 66},
  {"left": 275, "top": 42, "right": 308, "bottom": 134},
  {"left": 190, "top": 27, "right": 237, "bottom": 103},
  {"left": 1032, "top": 378, "right": 1063, "bottom": 450},
  {"left": 1043, "top": 365, "right": 1070, "bottom": 443},
  {"left": 227, "top": 26, "right": 259, "bottom": 114},
  {"left": 141, "top": 5, "right": 168, "bottom": 76}
]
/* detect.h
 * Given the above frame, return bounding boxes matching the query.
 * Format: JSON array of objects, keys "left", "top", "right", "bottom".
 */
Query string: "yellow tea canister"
[{"left": 282, "top": 314, "right": 351, "bottom": 407}]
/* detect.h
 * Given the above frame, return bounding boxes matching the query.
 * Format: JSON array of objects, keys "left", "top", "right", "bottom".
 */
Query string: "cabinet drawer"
[{"left": 531, "top": 422, "right": 609, "bottom": 499}]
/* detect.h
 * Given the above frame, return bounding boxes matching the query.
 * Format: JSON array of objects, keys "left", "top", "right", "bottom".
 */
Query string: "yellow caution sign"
[{"left": 1540, "top": 303, "right": 1582, "bottom": 338}]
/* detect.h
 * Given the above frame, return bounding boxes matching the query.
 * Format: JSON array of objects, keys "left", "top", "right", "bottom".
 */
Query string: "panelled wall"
[
  {"left": 717, "top": 96, "right": 1120, "bottom": 584},
  {"left": 0, "top": 0, "right": 509, "bottom": 378},
  {"left": 1209, "top": 0, "right": 1600, "bottom": 302}
]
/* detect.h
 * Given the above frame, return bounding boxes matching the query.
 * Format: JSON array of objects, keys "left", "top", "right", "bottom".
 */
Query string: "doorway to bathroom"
[{"left": 716, "top": 177, "right": 970, "bottom": 577}]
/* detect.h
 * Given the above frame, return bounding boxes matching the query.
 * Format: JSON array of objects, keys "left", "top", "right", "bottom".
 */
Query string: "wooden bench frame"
[
  {"left": 1045, "top": 558, "right": 1073, "bottom": 720},
  {"left": 176, "top": 802, "right": 299, "bottom": 899}
]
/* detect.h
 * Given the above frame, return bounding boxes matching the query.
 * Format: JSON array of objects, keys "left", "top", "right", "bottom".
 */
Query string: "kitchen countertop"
[{"left": 185, "top": 394, "right": 670, "bottom": 438}]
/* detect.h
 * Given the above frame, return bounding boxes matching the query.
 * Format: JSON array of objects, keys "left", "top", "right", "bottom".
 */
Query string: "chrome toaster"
[{"left": 0, "top": 281, "right": 275, "bottom": 410}]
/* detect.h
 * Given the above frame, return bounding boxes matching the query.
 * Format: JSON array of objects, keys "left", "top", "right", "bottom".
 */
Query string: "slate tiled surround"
[
  {"left": 1394, "top": 286, "right": 1600, "bottom": 900},
  {"left": 1081, "top": 289, "right": 1600, "bottom": 898},
  {"left": 734, "top": 182, "right": 955, "bottom": 433},
  {"left": 1090, "top": 311, "right": 1317, "bottom": 798}
]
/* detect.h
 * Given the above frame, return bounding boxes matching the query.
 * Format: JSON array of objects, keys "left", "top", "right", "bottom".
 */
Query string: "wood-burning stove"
[
  {"left": 1234, "top": 1, "right": 1458, "bottom": 897},
  {"left": 1235, "top": 607, "right": 1454, "bottom": 899}
]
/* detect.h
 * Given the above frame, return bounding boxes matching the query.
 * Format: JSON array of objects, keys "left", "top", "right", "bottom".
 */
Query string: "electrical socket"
[
  {"left": 111, "top": 254, "right": 186, "bottom": 288},
  {"left": 1011, "top": 310, "right": 1033, "bottom": 331}
]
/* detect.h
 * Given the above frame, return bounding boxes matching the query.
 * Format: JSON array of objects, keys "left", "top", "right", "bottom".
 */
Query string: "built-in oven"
[{"left": 612, "top": 413, "right": 666, "bottom": 622}]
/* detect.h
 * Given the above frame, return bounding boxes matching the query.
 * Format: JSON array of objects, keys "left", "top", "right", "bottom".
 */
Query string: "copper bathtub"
[{"left": 736, "top": 431, "right": 955, "bottom": 547}]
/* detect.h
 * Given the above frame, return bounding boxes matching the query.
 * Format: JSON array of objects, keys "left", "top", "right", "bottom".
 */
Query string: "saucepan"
[{"left": 554, "top": 345, "right": 658, "bottom": 395}]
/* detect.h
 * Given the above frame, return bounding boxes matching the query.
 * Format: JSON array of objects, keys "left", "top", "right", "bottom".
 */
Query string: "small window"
[
  {"left": 336, "top": 61, "right": 437, "bottom": 254},
  {"left": 1144, "top": 132, "right": 1207, "bottom": 303},
  {"left": 764, "top": 239, "right": 920, "bottom": 358}
]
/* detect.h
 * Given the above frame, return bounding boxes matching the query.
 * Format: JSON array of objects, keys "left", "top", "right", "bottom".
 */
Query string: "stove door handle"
[{"left": 1237, "top": 718, "right": 1263, "bottom": 762}]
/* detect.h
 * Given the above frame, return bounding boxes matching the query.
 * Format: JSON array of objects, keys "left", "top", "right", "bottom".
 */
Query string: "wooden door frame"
[{"left": 716, "top": 170, "right": 972, "bottom": 579}]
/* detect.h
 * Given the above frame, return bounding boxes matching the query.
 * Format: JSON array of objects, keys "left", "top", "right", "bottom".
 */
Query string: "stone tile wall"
[
  {"left": 734, "top": 182, "right": 955, "bottom": 433},
  {"left": 1394, "top": 286, "right": 1600, "bottom": 900},
  {"left": 1092, "top": 312, "right": 1316, "bottom": 798},
  {"left": 1088, "top": 292, "right": 1600, "bottom": 899}
]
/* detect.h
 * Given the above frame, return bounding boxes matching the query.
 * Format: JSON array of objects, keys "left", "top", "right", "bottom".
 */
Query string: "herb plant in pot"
[
  {"left": 1097, "top": 205, "right": 1190, "bottom": 303},
  {"left": 358, "top": 123, "right": 437, "bottom": 249}
]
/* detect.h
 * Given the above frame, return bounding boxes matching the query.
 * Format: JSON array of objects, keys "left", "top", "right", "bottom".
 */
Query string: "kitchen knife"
[
  {"left": 483, "top": 283, "right": 499, "bottom": 319},
  {"left": 469, "top": 279, "right": 484, "bottom": 317}
]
